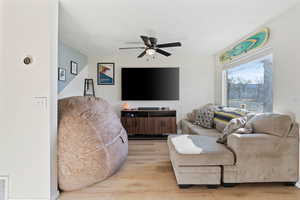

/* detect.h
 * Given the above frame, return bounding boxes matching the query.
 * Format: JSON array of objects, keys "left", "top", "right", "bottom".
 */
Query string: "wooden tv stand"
[{"left": 121, "top": 110, "right": 177, "bottom": 135}]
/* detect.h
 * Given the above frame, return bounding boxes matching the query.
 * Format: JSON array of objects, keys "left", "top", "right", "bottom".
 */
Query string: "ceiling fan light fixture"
[
  {"left": 119, "top": 36, "right": 181, "bottom": 58},
  {"left": 146, "top": 48, "right": 156, "bottom": 55}
]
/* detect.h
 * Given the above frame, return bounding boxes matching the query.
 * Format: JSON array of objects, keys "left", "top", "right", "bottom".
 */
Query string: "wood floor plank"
[{"left": 59, "top": 140, "right": 300, "bottom": 200}]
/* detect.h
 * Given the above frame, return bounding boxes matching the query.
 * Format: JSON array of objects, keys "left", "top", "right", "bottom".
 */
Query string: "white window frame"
[
  {"left": 221, "top": 47, "right": 273, "bottom": 110},
  {"left": 222, "top": 70, "right": 228, "bottom": 106}
]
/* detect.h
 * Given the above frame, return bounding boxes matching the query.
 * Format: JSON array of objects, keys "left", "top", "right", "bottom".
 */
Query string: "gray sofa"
[{"left": 168, "top": 114, "right": 299, "bottom": 188}]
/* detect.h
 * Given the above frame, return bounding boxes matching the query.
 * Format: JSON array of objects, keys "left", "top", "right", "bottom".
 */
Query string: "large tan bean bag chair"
[{"left": 58, "top": 96, "right": 128, "bottom": 191}]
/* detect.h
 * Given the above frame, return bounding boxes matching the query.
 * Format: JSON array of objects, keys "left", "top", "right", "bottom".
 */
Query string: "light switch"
[{"left": 33, "top": 96, "right": 48, "bottom": 111}]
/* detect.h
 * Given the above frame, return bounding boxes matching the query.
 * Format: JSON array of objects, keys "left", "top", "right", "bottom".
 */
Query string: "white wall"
[
  {"left": 0, "top": 0, "right": 58, "bottom": 199},
  {"left": 0, "top": 0, "right": 4, "bottom": 136},
  {"left": 88, "top": 52, "right": 215, "bottom": 122},
  {"left": 215, "top": 4, "right": 300, "bottom": 187},
  {"left": 267, "top": 5, "right": 300, "bottom": 121}
]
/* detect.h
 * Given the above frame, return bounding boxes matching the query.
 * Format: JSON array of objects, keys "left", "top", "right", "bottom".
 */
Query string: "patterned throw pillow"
[
  {"left": 217, "top": 113, "right": 255, "bottom": 144},
  {"left": 194, "top": 104, "right": 217, "bottom": 129},
  {"left": 213, "top": 107, "right": 249, "bottom": 132}
]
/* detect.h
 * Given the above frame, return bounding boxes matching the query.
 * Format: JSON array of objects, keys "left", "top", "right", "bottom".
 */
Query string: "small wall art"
[
  {"left": 97, "top": 63, "right": 115, "bottom": 85},
  {"left": 70, "top": 61, "right": 78, "bottom": 75}
]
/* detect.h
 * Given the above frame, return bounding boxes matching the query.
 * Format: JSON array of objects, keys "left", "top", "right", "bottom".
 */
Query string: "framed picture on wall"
[
  {"left": 58, "top": 68, "right": 66, "bottom": 81},
  {"left": 97, "top": 63, "right": 115, "bottom": 85},
  {"left": 70, "top": 61, "right": 78, "bottom": 75}
]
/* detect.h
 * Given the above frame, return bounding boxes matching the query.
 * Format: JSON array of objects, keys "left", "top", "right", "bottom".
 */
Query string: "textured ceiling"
[{"left": 60, "top": 0, "right": 300, "bottom": 56}]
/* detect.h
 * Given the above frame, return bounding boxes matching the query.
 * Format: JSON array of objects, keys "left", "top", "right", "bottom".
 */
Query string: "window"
[{"left": 224, "top": 55, "right": 273, "bottom": 112}]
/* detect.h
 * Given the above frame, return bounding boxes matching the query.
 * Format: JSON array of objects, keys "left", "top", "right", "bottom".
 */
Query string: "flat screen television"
[{"left": 122, "top": 67, "right": 179, "bottom": 100}]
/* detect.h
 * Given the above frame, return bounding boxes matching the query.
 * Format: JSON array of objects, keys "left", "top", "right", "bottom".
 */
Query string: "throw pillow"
[
  {"left": 194, "top": 103, "right": 217, "bottom": 129},
  {"left": 213, "top": 108, "right": 247, "bottom": 132},
  {"left": 217, "top": 113, "right": 254, "bottom": 144}
]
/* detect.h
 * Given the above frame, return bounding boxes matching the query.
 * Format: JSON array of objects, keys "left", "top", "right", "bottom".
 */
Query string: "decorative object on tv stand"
[
  {"left": 97, "top": 63, "right": 115, "bottom": 85},
  {"left": 58, "top": 68, "right": 66, "bottom": 81},
  {"left": 84, "top": 79, "right": 95, "bottom": 97},
  {"left": 219, "top": 27, "right": 270, "bottom": 64},
  {"left": 119, "top": 35, "right": 182, "bottom": 58},
  {"left": 70, "top": 60, "right": 78, "bottom": 75},
  {"left": 121, "top": 103, "right": 130, "bottom": 110}
]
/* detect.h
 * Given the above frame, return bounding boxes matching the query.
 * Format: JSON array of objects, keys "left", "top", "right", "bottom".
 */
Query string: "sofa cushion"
[
  {"left": 181, "top": 119, "right": 221, "bottom": 137},
  {"left": 168, "top": 135, "right": 234, "bottom": 166},
  {"left": 245, "top": 113, "right": 293, "bottom": 137},
  {"left": 189, "top": 125, "right": 221, "bottom": 137}
]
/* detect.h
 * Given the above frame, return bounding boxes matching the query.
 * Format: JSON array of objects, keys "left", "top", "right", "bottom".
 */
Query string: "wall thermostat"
[{"left": 23, "top": 56, "right": 33, "bottom": 65}]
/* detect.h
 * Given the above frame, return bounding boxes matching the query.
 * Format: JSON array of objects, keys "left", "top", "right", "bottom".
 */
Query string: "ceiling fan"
[{"left": 119, "top": 36, "right": 182, "bottom": 58}]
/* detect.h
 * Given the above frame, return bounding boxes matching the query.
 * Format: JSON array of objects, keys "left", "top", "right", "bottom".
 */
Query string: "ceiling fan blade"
[
  {"left": 156, "top": 42, "right": 182, "bottom": 48},
  {"left": 140, "top": 35, "right": 151, "bottom": 47},
  {"left": 119, "top": 47, "right": 146, "bottom": 50},
  {"left": 156, "top": 48, "right": 171, "bottom": 57},
  {"left": 124, "top": 41, "right": 144, "bottom": 45},
  {"left": 149, "top": 37, "right": 157, "bottom": 47},
  {"left": 137, "top": 50, "right": 147, "bottom": 58}
]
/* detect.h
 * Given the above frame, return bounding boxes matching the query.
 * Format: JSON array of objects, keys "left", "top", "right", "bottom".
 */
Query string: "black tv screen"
[{"left": 122, "top": 68, "right": 179, "bottom": 100}]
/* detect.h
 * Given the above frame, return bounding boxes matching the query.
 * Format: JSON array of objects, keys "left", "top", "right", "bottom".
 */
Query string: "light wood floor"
[{"left": 59, "top": 140, "right": 300, "bottom": 200}]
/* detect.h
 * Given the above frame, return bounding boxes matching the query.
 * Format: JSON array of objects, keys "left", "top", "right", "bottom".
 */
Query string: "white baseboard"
[
  {"left": 9, "top": 191, "right": 59, "bottom": 200},
  {"left": 9, "top": 199, "right": 48, "bottom": 200},
  {"left": 8, "top": 192, "right": 58, "bottom": 200},
  {"left": 296, "top": 182, "right": 300, "bottom": 188}
]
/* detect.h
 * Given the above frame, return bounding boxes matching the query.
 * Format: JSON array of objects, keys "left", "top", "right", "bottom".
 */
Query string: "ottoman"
[{"left": 168, "top": 135, "right": 234, "bottom": 188}]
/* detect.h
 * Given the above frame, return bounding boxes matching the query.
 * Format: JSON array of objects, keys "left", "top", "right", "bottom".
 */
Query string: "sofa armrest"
[
  {"left": 228, "top": 132, "right": 299, "bottom": 164},
  {"left": 224, "top": 133, "right": 299, "bottom": 183}
]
